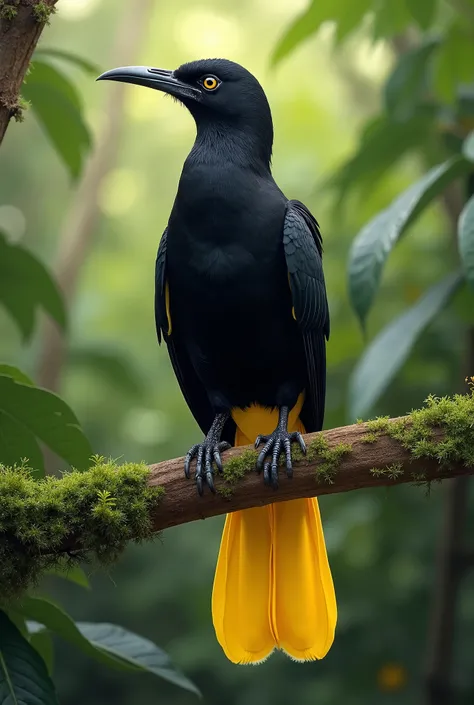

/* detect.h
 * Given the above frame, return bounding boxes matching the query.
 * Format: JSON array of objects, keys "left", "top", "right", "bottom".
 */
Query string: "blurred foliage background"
[{"left": 1, "top": 0, "right": 474, "bottom": 703}]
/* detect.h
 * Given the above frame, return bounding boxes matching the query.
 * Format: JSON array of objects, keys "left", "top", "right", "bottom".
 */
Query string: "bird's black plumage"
[{"left": 100, "top": 58, "right": 330, "bottom": 490}]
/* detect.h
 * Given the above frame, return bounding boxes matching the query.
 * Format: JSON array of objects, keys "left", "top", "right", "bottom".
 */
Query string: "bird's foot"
[
  {"left": 255, "top": 428, "right": 306, "bottom": 489},
  {"left": 184, "top": 439, "right": 231, "bottom": 496}
]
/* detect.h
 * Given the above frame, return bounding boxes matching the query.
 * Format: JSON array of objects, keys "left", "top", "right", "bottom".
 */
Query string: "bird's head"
[{"left": 97, "top": 58, "right": 273, "bottom": 168}]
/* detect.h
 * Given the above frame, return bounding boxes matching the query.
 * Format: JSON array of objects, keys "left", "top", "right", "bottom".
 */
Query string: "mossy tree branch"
[
  {"left": 2, "top": 391, "right": 474, "bottom": 600},
  {"left": 0, "top": 0, "right": 58, "bottom": 141},
  {"left": 148, "top": 410, "right": 474, "bottom": 532}
]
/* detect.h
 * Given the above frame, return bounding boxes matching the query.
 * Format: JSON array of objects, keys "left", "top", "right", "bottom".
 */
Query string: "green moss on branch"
[{"left": 0, "top": 457, "right": 163, "bottom": 600}]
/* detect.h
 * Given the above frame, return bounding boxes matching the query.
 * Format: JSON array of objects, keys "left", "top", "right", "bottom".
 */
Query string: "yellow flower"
[{"left": 377, "top": 663, "right": 407, "bottom": 692}]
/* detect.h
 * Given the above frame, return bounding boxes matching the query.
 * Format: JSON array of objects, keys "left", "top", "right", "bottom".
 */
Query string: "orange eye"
[{"left": 202, "top": 75, "right": 219, "bottom": 91}]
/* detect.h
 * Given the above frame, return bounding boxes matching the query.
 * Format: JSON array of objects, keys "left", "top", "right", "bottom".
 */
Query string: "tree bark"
[
  {"left": 0, "top": 0, "right": 58, "bottom": 143},
  {"left": 144, "top": 420, "right": 472, "bottom": 533}
]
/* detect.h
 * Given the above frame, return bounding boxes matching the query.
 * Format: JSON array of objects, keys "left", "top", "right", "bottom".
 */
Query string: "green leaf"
[
  {"left": 0, "top": 364, "right": 33, "bottom": 385},
  {"left": 271, "top": 0, "right": 372, "bottom": 65},
  {"left": 349, "top": 272, "right": 463, "bottom": 419},
  {"left": 34, "top": 48, "right": 101, "bottom": 75},
  {"left": 0, "top": 410, "right": 44, "bottom": 478},
  {"left": 329, "top": 109, "right": 436, "bottom": 200},
  {"left": 348, "top": 157, "right": 470, "bottom": 328},
  {"left": 20, "top": 600, "right": 200, "bottom": 695},
  {"left": 0, "top": 611, "right": 59, "bottom": 705},
  {"left": 76, "top": 622, "right": 201, "bottom": 696},
  {"left": 46, "top": 562, "right": 90, "bottom": 589},
  {"left": 384, "top": 39, "right": 440, "bottom": 122},
  {"left": 271, "top": 1, "right": 328, "bottom": 67},
  {"left": 29, "top": 631, "right": 54, "bottom": 676},
  {"left": 404, "top": 0, "right": 437, "bottom": 29},
  {"left": 68, "top": 346, "right": 144, "bottom": 397},
  {"left": 22, "top": 61, "right": 92, "bottom": 179},
  {"left": 372, "top": 0, "right": 413, "bottom": 39},
  {"left": 434, "top": 22, "right": 474, "bottom": 103},
  {"left": 458, "top": 195, "right": 474, "bottom": 291},
  {"left": 0, "top": 375, "right": 92, "bottom": 470},
  {"left": 0, "top": 231, "right": 67, "bottom": 340},
  {"left": 462, "top": 130, "right": 474, "bottom": 161}
]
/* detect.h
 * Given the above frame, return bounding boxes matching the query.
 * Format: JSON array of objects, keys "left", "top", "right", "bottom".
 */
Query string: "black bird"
[{"left": 98, "top": 59, "right": 336, "bottom": 664}]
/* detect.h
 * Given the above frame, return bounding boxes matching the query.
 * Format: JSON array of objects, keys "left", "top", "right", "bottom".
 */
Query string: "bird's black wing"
[
  {"left": 283, "top": 200, "right": 330, "bottom": 433},
  {"left": 155, "top": 229, "right": 236, "bottom": 444}
]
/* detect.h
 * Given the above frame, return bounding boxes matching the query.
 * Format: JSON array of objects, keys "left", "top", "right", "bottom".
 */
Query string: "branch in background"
[
  {"left": 0, "top": 0, "right": 58, "bottom": 142},
  {"left": 36, "top": 0, "right": 155, "bottom": 392}
]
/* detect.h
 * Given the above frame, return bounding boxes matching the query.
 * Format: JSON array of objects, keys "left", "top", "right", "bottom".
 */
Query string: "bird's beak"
[{"left": 96, "top": 65, "right": 202, "bottom": 102}]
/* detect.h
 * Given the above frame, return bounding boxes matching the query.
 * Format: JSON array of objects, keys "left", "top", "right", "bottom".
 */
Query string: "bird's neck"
[{"left": 189, "top": 121, "right": 272, "bottom": 175}]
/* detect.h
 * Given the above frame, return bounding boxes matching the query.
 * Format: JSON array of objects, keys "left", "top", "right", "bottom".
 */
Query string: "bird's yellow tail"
[{"left": 211, "top": 399, "right": 337, "bottom": 664}]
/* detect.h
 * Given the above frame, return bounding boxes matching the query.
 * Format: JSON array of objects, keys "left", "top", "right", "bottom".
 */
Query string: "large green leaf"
[
  {"left": 404, "top": 0, "right": 437, "bottom": 29},
  {"left": 46, "top": 562, "right": 90, "bottom": 589},
  {"left": 0, "top": 231, "right": 66, "bottom": 341},
  {"left": 384, "top": 39, "right": 439, "bottom": 122},
  {"left": 348, "top": 157, "right": 470, "bottom": 328},
  {"left": 0, "top": 611, "right": 58, "bottom": 705},
  {"left": 76, "top": 622, "right": 201, "bottom": 696},
  {"left": 0, "top": 364, "right": 33, "bottom": 386},
  {"left": 34, "top": 48, "right": 101, "bottom": 75},
  {"left": 0, "top": 410, "right": 44, "bottom": 478},
  {"left": 22, "top": 61, "right": 92, "bottom": 179},
  {"left": 21, "top": 599, "right": 200, "bottom": 695},
  {"left": 349, "top": 272, "right": 463, "bottom": 419},
  {"left": 68, "top": 345, "right": 144, "bottom": 397},
  {"left": 0, "top": 375, "right": 92, "bottom": 470},
  {"left": 458, "top": 195, "right": 474, "bottom": 291},
  {"left": 29, "top": 631, "right": 54, "bottom": 676},
  {"left": 329, "top": 109, "right": 436, "bottom": 201},
  {"left": 434, "top": 22, "right": 474, "bottom": 103}
]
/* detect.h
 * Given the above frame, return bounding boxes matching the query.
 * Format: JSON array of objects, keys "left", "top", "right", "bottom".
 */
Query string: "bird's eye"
[{"left": 201, "top": 75, "right": 219, "bottom": 91}]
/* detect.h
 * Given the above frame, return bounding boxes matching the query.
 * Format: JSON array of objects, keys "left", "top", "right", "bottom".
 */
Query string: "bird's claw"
[
  {"left": 184, "top": 440, "right": 231, "bottom": 496},
  {"left": 255, "top": 430, "right": 306, "bottom": 489}
]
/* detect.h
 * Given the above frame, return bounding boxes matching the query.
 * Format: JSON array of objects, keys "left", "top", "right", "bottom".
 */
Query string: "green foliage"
[
  {"left": 328, "top": 110, "right": 436, "bottom": 201},
  {"left": 384, "top": 39, "right": 440, "bottom": 122},
  {"left": 349, "top": 272, "right": 463, "bottom": 419},
  {"left": 68, "top": 345, "right": 145, "bottom": 397},
  {"left": 0, "top": 230, "right": 66, "bottom": 340},
  {"left": 25, "top": 614, "right": 200, "bottom": 694},
  {"left": 458, "top": 195, "right": 474, "bottom": 291},
  {"left": 0, "top": 3, "right": 17, "bottom": 21},
  {"left": 307, "top": 436, "right": 352, "bottom": 483},
  {"left": 0, "top": 611, "right": 58, "bottom": 705},
  {"left": 271, "top": 0, "right": 373, "bottom": 66},
  {"left": 22, "top": 61, "right": 91, "bottom": 179},
  {"left": 434, "top": 21, "right": 474, "bottom": 103},
  {"left": 73, "top": 622, "right": 201, "bottom": 695},
  {"left": 405, "top": 0, "right": 437, "bottom": 29},
  {"left": 0, "top": 458, "right": 163, "bottom": 599},
  {"left": 0, "top": 370, "right": 93, "bottom": 474},
  {"left": 45, "top": 562, "right": 90, "bottom": 589},
  {"left": 32, "top": 1, "right": 56, "bottom": 24},
  {"left": 388, "top": 390, "right": 474, "bottom": 467},
  {"left": 29, "top": 629, "right": 55, "bottom": 675},
  {"left": 348, "top": 158, "right": 469, "bottom": 329},
  {"left": 34, "top": 48, "right": 101, "bottom": 76}
]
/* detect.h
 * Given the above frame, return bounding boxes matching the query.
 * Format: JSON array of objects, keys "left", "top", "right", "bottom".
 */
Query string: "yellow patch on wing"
[{"left": 165, "top": 281, "right": 172, "bottom": 335}]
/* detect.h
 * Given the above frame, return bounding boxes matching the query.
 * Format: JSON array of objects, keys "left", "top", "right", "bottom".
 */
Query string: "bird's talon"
[
  {"left": 184, "top": 433, "right": 230, "bottom": 495},
  {"left": 255, "top": 426, "right": 303, "bottom": 487}
]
